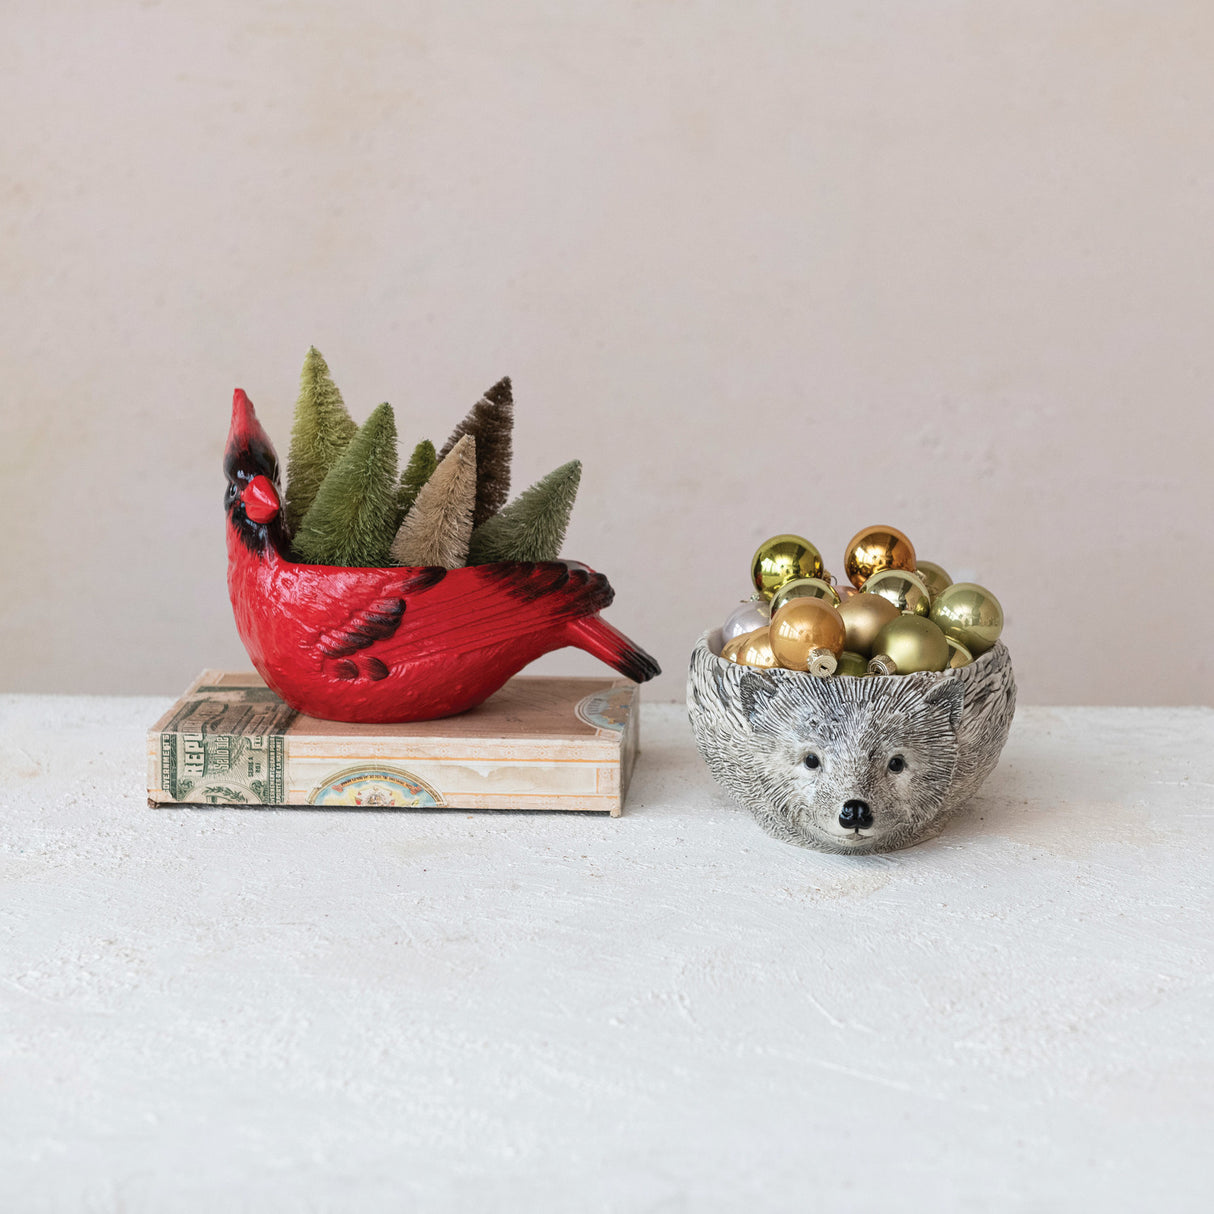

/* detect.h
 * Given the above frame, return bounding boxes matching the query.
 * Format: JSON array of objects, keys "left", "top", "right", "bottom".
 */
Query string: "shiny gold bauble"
[
  {"left": 843, "top": 525, "right": 916, "bottom": 589},
  {"left": 732, "top": 626, "right": 781, "bottom": 669},
  {"left": 770, "top": 577, "right": 841, "bottom": 614},
  {"left": 947, "top": 637, "right": 974, "bottom": 669},
  {"left": 862, "top": 568, "right": 931, "bottom": 617},
  {"left": 869, "top": 616, "right": 950, "bottom": 675},
  {"left": 930, "top": 582, "right": 1004, "bottom": 655},
  {"left": 768, "top": 599, "right": 847, "bottom": 671},
  {"left": 915, "top": 560, "right": 953, "bottom": 602},
  {"left": 751, "top": 535, "right": 824, "bottom": 600},
  {"left": 837, "top": 593, "right": 900, "bottom": 657},
  {"left": 836, "top": 650, "right": 870, "bottom": 678},
  {"left": 721, "top": 634, "right": 749, "bottom": 663}
]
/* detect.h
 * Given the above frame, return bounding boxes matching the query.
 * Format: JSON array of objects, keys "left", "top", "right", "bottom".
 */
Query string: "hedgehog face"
[{"left": 738, "top": 673, "right": 965, "bottom": 854}]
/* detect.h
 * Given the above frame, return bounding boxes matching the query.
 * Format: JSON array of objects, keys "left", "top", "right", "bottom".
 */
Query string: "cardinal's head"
[{"left": 225, "top": 388, "right": 287, "bottom": 554}]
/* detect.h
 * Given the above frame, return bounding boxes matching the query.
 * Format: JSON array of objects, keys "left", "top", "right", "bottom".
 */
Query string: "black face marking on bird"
[
  {"left": 224, "top": 389, "right": 292, "bottom": 557},
  {"left": 225, "top": 436, "right": 289, "bottom": 555}
]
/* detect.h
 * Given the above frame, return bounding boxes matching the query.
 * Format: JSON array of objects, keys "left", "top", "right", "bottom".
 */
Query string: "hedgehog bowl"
[{"left": 687, "top": 631, "right": 1016, "bottom": 854}]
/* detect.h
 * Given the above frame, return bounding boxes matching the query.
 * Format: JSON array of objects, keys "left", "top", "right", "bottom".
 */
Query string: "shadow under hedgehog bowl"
[{"left": 687, "top": 631, "right": 1016, "bottom": 854}]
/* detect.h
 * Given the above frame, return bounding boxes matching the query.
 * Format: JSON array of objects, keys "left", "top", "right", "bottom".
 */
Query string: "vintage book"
[{"left": 148, "top": 671, "right": 641, "bottom": 815}]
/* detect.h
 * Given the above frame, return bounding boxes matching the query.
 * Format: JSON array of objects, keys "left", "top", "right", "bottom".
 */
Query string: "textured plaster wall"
[{"left": 1, "top": 0, "right": 1211, "bottom": 704}]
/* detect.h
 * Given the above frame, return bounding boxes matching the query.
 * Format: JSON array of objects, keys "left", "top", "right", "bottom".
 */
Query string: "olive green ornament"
[
  {"left": 835, "top": 650, "right": 870, "bottom": 678},
  {"left": 930, "top": 583, "right": 1004, "bottom": 655},
  {"left": 868, "top": 615, "right": 950, "bottom": 675},
  {"left": 863, "top": 568, "right": 931, "bottom": 617}
]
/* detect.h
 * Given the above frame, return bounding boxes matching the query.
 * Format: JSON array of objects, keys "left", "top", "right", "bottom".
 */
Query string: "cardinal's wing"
[
  {"left": 391, "top": 561, "right": 614, "bottom": 654},
  {"left": 304, "top": 561, "right": 612, "bottom": 676},
  {"left": 309, "top": 566, "right": 446, "bottom": 664}
]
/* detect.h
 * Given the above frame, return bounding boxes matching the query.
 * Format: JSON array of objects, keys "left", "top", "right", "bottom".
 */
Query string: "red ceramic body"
[{"left": 225, "top": 389, "right": 659, "bottom": 723}]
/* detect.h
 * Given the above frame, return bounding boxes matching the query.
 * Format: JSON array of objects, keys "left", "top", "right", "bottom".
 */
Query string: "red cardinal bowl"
[{"left": 225, "top": 389, "right": 660, "bottom": 723}]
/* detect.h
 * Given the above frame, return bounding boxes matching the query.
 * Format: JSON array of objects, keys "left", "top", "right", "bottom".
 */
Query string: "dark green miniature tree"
[
  {"left": 292, "top": 403, "right": 399, "bottom": 567},
  {"left": 439, "top": 377, "right": 513, "bottom": 529},
  {"left": 390, "top": 435, "right": 477, "bottom": 568},
  {"left": 284, "top": 347, "right": 358, "bottom": 534},
  {"left": 467, "top": 460, "right": 582, "bottom": 564},
  {"left": 396, "top": 438, "right": 437, "bottom": 521}
]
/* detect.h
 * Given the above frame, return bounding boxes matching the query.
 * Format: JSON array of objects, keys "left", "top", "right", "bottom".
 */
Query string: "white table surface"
[{"left": 2, "top": 694, "right": 1213, "bottom": 1212}]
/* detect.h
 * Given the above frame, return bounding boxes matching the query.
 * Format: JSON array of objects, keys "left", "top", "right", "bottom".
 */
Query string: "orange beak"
[{"left": 242, "top": 475, "right": 280, "bottom": 524}]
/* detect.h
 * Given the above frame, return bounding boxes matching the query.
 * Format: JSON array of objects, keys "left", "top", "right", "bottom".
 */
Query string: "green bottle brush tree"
[{"left": 280, "top": 349, "right": 581, "bottom": 568}]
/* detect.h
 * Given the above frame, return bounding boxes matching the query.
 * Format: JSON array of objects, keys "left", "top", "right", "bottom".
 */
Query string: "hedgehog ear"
[
  {"left": 924, "top": 678, "right": 964, "bottom": 731},
  {"left": 737, "top": 670, "right": 780, "bottom": 728}
]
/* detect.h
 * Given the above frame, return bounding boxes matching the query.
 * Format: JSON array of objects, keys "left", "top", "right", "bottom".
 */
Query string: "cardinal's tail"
[{"left": 566, "top": 616, "right": 661, "bottom": 683}]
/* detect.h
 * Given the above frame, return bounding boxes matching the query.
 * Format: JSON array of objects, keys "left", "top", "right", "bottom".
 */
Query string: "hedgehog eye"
[
  {"left": 804, "top": 753, "right": 820, "bottom": 770},
  {"left": 888, "top": 755, "right": 906, "bottom": 773}
]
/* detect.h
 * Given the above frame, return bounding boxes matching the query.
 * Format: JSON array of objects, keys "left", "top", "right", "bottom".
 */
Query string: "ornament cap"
[
  {"left": 868, "top": 654, "right": 898, "bottom": 676},
  {"left": 807, "top": 648, "right": 838, "bottom": 678}
]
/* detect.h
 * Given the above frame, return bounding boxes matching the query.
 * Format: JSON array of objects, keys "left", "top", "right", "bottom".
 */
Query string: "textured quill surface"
[
  {"left": 284, "top": 347, "right": 357, "bottom": 535},
  {"left": 439, "top": 377, "right": 513, "bottom": 528},
  {"left": 468, "top": 460, "right": 582, "bottom": 564},
  {"left": 389, "top": 434, "right": 477, "bottom": 568},
  {"left": 292, "top": 403, "right": 399, "bottom": 567},
  {"left": 687, "top": 636, "right": 1016, "bottom": 854}
]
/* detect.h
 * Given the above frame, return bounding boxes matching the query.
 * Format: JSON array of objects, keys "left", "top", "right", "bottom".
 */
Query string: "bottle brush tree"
[
  {"left": 284, "top": 347, "right": 358, "bottom": 534},
  {"left": 389, "top": 435, "right": 477, "bottom": 568},
  {"left": 292, "top": 403, "right": 400, "bottom": 567},
  {"left": 467, "top": 460, "right": 582, "bottom": 564},
  {"left": 439, "top": 377, "right": 513, "bottom": 529},
  {"left": 396, "top": 438, "right": 437, "bottom": 521}
]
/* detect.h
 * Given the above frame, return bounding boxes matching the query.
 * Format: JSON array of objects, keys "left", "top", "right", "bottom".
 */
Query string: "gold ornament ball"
[
  {"left": 862, "top": 568, "right": 931, "bottom": 618},
  {"left": 837, "top": 593, "right": 900, "bottom": 657},
  {"left": 843, "top": 525, "right": 917, "bottom": 590},
  {"left": 751, "top": 535, "right": 824, "bottom": 600},
  {"left": 870, "top": 615, "right": 950, "bottom": 674},
  {"left": 770, "top": 577, "right": 840, "bottom": 614},
  {"left": 721, "top": 634, "right": 749, "bottom": 663},
  {"left": 732, "top": 626, "right": 781, "bottom": 669},
  {"left": 915, "top": 560, "right": 953, "bottom": 601},
  {"left": 836, "top": 650, "right": 870, "bottom": 678},
  {"left": 930, "top": 582, "right": 1004, "bottom": 655},
  {"left": 768, "top": 598, "right": 847, "bottom": 671},
  {"left": 947, "top": 637, "right": 974, "bottom": 669},
  {"left": 835, "top": 583, "right": 860, "bottom": 602}
]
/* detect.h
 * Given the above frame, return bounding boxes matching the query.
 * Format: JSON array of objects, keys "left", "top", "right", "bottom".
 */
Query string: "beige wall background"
[{"left": 2, "top": 1, "right": 1211, "bottom": 705}]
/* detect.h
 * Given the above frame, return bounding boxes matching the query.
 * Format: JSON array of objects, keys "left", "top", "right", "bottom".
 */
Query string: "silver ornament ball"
[{"left": 722, "top": 597, "right": 772, "bottom": 643}]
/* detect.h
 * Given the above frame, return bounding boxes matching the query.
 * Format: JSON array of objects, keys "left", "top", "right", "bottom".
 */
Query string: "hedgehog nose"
[{"left": 840, "top": 800, "right": 873, "bottom": 830}]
